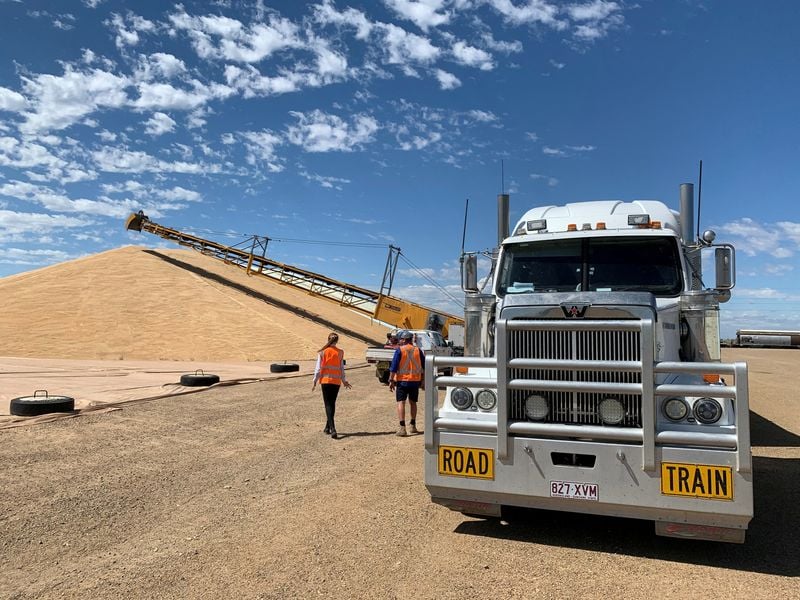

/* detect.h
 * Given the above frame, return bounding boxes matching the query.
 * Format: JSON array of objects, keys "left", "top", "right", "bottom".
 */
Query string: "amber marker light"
[
  {"left": 567, "top": 223, "right": 577, "bottom": 231},
  {"left": 455, "top": 366, "right": 469, "bottom": 374},
  {"left": 596, "top": 222, "right": 606, "bottom": 230},
  {"left": 702, "top": 373, "right": 720, "bottom": 383}
]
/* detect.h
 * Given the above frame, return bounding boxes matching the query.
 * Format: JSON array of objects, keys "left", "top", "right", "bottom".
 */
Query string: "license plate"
[
  {"left": 549, "top": 481, "right": 599, "bottom": 501},
  {"left": 661, "top": 462, "right": 733, "bottom": 500},
  {"left": 438, "top": 446, "right": 494, "bottom": 479}
]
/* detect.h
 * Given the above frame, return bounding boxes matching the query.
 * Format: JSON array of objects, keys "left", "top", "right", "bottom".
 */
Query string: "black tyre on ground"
[
  {"left": 378, "top": 370, "right": 390, "bottom": 384},
  {"left": 270, "top": 363, "right": 300, "bottom": 373},
  {"left": 10, "top": 391, "right": 75, "bottom": 417},
  {"left": 180, "top": 371, "right": 220, "bottom": 386}
]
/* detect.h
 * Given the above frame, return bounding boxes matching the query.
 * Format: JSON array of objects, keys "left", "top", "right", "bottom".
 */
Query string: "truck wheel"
[
  {"left": 378, "top": 370, "right": 390, "bottom": 384},
  {"left": 10, "top": 391, "right": 75, "bottom": 417},
  {"left": 270, "top": 363, "right": 300, "bottom": 373},
  {"left": 180, "top": 371, "right": 220, "bottom": 386}
]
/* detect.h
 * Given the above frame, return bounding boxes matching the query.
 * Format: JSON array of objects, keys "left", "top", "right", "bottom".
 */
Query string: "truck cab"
[{"left": 424, "top": 187, "right": 752, "bottom": 543}]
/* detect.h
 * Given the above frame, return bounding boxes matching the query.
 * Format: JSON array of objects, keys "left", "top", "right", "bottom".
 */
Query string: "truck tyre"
[
  {"left": 10, "top": 391, "right": 75, "bottom": 417},
  {"left": 378, "top": 370, "right": 390, "bottom": 384},
  {"left": 270, "top": 363, "right": 300, "bottom": 373},
  {"left": 180, "top": 371, "right": 220, "bottom": 386}
]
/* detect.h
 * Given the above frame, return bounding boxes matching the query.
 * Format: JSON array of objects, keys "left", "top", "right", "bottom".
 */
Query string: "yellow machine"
[{"left": 125, "top": 211, "right": 464, "bottom": 338}]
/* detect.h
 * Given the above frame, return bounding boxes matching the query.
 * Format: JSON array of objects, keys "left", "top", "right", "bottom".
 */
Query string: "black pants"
[{"left": 321, "top": 383, "right": 341, "bottom": 431}]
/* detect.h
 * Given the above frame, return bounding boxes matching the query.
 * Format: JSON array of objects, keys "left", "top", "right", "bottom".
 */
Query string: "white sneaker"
[{"left": 396, "top": 426, "right": 407, "bottom": 437}]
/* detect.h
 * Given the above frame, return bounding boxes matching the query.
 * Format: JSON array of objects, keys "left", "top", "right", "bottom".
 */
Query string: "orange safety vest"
[
  {"left": 319, "top": 347, "right": 344, "bottom": 385},
  {"left": 395, "top": 344, "right": 423, "bottom": 382}
]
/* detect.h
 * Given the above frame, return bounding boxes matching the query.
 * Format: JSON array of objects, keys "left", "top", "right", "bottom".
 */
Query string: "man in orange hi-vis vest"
[{"left": 388, "top": 330, "right": 425, "bottom": 437}]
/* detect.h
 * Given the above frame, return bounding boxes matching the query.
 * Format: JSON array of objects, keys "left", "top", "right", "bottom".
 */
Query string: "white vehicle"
[
  {"left": 366, "top": 329, "right": 453, "bottom": 383},
  {"left": 424, "top": 184, "right": 753, "bottom": 543}
]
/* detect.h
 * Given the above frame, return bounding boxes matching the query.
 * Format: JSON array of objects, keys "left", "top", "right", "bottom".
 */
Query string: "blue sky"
[{"left": 0, "top": 0, "right": 798, "bottom": 338}]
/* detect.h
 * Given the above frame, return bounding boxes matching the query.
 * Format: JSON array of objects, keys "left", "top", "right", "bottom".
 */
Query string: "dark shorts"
[{"left": 395, "top": 381, "right": 420, "bottom": 403}]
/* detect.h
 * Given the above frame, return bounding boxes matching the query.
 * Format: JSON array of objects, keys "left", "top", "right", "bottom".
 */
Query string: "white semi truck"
[{"left": 424, "top": 184, "right": 753, "bottom": 543}]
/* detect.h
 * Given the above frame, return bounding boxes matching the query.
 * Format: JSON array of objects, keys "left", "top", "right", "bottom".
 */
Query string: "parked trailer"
[{"left": 736, "top": 329, "right": 800, "bottom": 348}]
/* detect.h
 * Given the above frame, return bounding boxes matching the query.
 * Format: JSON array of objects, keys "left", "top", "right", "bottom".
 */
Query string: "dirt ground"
[{"left": 1, "top": 348, "right": 798, "bottom": 599}]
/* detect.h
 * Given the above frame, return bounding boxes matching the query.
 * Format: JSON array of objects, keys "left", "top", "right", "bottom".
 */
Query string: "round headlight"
[
  {"left": 693, "top": 397, "right": 722, "bottom": 424},
  {"left": 451, "top": 387, "right": 473, "bottom": 410},
  {"left": 598, "top": 397, "right": 625, "bottom": 425},
  {"left": 475, "top": 389, "right": 497, "bottom": 411},
  {"left": 663, "top": 397, "right": 689, "bottom": 421},
  {"left": 524, "top": 394, "right": 549, "bottom": 421}
]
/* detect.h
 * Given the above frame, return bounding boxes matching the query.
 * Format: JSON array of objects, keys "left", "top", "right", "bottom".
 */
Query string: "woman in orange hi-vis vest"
[{"left": 312, "top": 332, "right": 352, "bottom": 439}]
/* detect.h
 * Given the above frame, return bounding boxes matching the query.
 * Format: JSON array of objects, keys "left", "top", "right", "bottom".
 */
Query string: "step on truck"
[{"left": 424, "top": 184, "right": 753, "bottom": 543}]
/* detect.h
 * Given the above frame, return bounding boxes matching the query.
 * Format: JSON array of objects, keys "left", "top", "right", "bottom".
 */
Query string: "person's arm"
[
  {"left": 419, "top": 349, "right": 425, "bottom": 389},
  {"left": 312, "top": 354, "right": 321, "bottom": 389},
  {"left": 340, "top": 351, "right": 352, "bottom": 389},
  {"left": 388, "top": 348, "right": 401, "bottom": 391}
]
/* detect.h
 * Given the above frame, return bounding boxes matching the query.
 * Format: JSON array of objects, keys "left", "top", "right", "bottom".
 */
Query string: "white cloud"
[
  {"left": 240, "top": 130, "right": 284, "bottom": 172},
  {"left": 531, "top": 173, "right": 559, "bottom": 186},
  {"left": 481, "top": 32, "right": 523, "bottom": 54},
  {"left": 0, "top": 247, "right": 74, "bottom": 266},
  {"left": 92, "top": 146, "right": 222, "bottom": 174},
  {"left": 380, "top": 23, "right": 441, "bottom": 65},
  {"left": 435, "top": 69, "right": 461, "bottom": 90},
  {"left": 144, "top": 112, "right": 176, "bottom": 136},
  {"left": 567, "top": 1, "right": 624, "bottom": 41},
  {"left": 718, "top": 217, "right": 793, "bottom": 258},
  {"left": 108, "top": 12, "right": 156, "bottom": 49},
  {"left": 0, "top": 87, "right": 28, "bottom": 112},
  {"left": 0, "top": 180, "right": 138, "bottom": 217},
  {"left": 487, "top": 0, "right": 566, "bottom": 29},
  {"left": 566, "top": 144, "right": 595, "bottom": 152},
  {"left": 543, "top": 146, "right": 565, "bottom": 156},
  {"left": 136, "top": 53, "right": 187, "bottom": 80},
  {"left": 0, "top": 209, "right": 92, "bottom": 236},
  {"left": 299, "top": 170, "right": 351, "bottom": 190},
  {"left": 286, "top": 110, "right": 379, "bottom": 152},
  {"left": 384, "top": 0, "right": 451, "bottom": 31},
  {"left": 132, "top": 80, "right": 232, "bottom": 111},
  {"left": 451, "top": 41, "right": 494, "bottom": 70},
  {"left": 465, "top": 110, "right": 497, "bottom": 123},
  {"left": 313, "top": 1, "right": 374, "bottom": 40},
  {"left": 169, "top": 8, "right": 303, "bottom": 63},
  {"left": 20, "top": 67, "right": 130, "bottom": 134},
  {"left": 0, "top": 136, "right": 66, "bottom": 170},
  {"left": 566, "top": 1, "right": 620, "bottom": 22}
]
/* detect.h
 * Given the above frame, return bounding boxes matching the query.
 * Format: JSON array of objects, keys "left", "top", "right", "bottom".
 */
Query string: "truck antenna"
[{"left": 696, "top": 159, "right": 703, "bottom": 241}]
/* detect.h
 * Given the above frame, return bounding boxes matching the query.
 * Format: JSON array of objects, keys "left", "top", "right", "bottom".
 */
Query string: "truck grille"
[{"left": 508, "top": 326, "right": 642, "bottom": 427}]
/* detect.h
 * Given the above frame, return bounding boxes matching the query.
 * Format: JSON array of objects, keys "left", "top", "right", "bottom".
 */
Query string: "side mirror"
[
  {"left": 462, "top": 254, "right": 478, "bottom": 292},
  {"left": 714, "top": 246, "right": 735, "bottom": 290}
]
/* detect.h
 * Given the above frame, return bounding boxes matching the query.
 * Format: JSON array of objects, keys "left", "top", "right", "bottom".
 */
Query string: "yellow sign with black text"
[
  {"left": 438, "top": 446, "right": 494, "bottom": 480},
  {"left": 661, "top": 462, "right": 733, "bottom": 500}
]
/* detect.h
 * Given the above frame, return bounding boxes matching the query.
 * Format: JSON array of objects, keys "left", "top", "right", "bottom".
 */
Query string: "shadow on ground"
[
  {"left": 454, "top": 455, "right": 799, "bottom": 576},
  {"left": 749, "top": 410, "right": 800, "bottom": 447}
]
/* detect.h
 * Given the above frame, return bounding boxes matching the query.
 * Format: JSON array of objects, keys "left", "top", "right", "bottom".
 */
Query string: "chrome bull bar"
[{"left": 425, "top": 318, "right": 751, "bottom": 474}]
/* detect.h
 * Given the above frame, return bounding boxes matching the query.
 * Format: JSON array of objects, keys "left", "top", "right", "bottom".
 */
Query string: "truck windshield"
[{"left": 497, "top": 236, "right": 682, "bottom": 296}]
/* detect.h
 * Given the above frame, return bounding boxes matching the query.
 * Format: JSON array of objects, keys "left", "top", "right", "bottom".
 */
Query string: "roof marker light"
[
  {"left": 581, "top": 223, "right": 592, "bottom": 231},
  {"left": 628, "top": 214, "right": 650, "bottom": 226},
  {"left": 527, "top": 219, "right": 547, "bottom": 232},
  {"left": 596, "top": 222, "right": 606, "bottom": 230},
  {"left": 567, "top": 223, "right": 577, "bottom": 231},
  {"left": 650, "top": 220, "right": 662, "bottom": 229}
]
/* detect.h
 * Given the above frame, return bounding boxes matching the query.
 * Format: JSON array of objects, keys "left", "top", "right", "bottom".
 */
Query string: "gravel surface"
[{"left": 1, "top": 350, "right": 798, "bottom": 599}]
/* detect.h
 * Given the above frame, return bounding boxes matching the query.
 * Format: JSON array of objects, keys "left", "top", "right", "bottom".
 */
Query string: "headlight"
[
  {"left": 598, "top": 397, "right": 625, "bottom": 425},
  {"left": 662, "top": 397, "right": 689, "bottom": 421},
  {"left": 693, "top": 397, "right": 722, "bottom": 424},
  {"left": 451, "top": 387, "right": 473, "bottom": 410},
  {"left": 524, "top": 394, "right": 549, "bottom": 420},
  {"left": 475, "top": 389, "right": 497, "bottom": 411}
]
